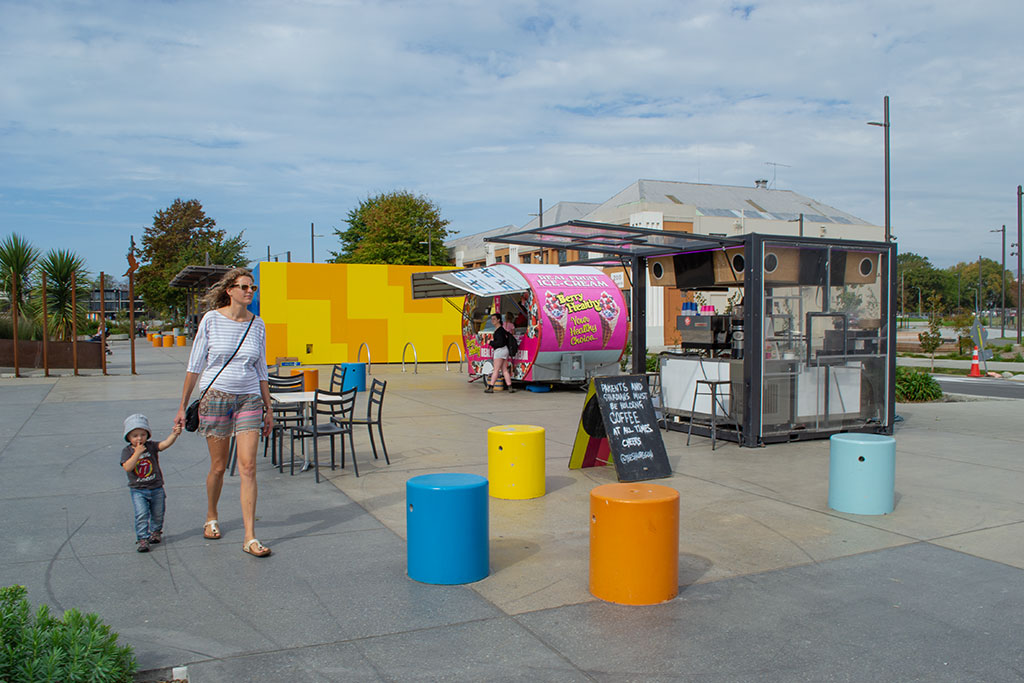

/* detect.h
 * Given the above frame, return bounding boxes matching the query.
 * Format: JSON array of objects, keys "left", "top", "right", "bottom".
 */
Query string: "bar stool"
[{"left": 686, "top": 379, "right": 734, "bottom": 450}]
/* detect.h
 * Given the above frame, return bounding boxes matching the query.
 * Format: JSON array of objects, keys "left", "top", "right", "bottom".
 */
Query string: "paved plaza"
[{"left": 1, "top": 340, "right": 1023, "bottom": 682}]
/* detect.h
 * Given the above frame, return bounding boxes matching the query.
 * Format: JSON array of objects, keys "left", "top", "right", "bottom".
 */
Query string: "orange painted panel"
[
  {"left": 264, "top": 322, "right": 289, "bottom": 362},
  {"left": 345, "top": 318, "right": 390, "bottom": 362}
]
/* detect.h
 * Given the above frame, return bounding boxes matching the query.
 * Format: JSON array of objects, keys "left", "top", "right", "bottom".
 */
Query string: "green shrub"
[
  {"left": 894, "top": 367, "right": 943, "bottom": 402},
  {"left": 0, "top": 585, "right": 136, "bottom": 683},
  {"left": 646, "top": 353, "right": 659, "bottom": 373},
  {"left": 0, "top": 315, "right": 41, "bottom": 340}
]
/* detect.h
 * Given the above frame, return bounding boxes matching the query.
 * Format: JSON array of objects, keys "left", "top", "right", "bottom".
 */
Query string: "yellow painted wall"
[{"left": 257, "top": 262, "right": 464, "bottom": 365}]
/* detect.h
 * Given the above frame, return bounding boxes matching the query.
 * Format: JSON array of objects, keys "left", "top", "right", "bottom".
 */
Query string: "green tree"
[
  {"left": 35, "top": 249, "right": 90, "bottom": 342},
  {"left": 0, "top": 233, "right": 41, "bottom": 320},
  {"left": 917, "top": 294, "right": 944, "bottom": 370},
  {"left": 136, "top": 199, "right": 249, "bottom": 316},
  {"left": 332, "top": 190, "right": 450, "bottom": 265}
]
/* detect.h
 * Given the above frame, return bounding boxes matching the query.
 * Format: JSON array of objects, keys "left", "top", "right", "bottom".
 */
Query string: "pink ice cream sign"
[{"left": 524, "top": 271, "right": 627, "bottom": 352}]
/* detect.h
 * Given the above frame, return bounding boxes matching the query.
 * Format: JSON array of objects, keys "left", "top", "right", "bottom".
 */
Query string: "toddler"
[{"left": 121, "top": 414, "right": 181, "bottom": 552}]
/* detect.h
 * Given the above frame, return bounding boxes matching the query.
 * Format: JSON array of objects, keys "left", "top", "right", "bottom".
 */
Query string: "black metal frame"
[{"left": 485, "top": 221, "right": 896, "bottom": 447}]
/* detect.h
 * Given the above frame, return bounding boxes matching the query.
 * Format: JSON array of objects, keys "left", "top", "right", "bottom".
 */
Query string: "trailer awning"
[{"left": 429, "top": 265, "right": 529, "bottom": 297}]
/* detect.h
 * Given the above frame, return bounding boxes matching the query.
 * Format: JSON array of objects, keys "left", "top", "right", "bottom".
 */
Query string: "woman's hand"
[
  {"left": 262, "top": 409, "right": 274, "bottom": 438},
  {"left": 173, "top": 406, "right": 186, "bottom": 430}
]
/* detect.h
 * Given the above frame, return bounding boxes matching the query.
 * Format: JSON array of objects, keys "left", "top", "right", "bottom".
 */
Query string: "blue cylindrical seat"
[
  {"left": 828, "top": 433, "right": 896, "bottom": 515},
  {"left": 341, "top": 362, "right": 367, "bottom": 392},
  {"left": 406, "top": 473, "right": 489, "bottom": 584}
]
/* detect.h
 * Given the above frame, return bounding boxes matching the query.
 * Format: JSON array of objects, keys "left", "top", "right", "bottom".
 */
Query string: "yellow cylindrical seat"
[
  {"left": 589, "top": 482, "right": 679, "bottom": 605},
  {"left": 487, "top": 424, "right": 545, "bottom": 500},
  {"left": 152, "top": 335, "right": 162, "bottom": 347},
  {"left": 176, "top": 335, "right": 186, "bottom": 346},
  {"left": 146, "top": 332, "right": 154, "bottom": 342},
  {"left": 161, "top": 334, "right": 173, "bottom": 347}
]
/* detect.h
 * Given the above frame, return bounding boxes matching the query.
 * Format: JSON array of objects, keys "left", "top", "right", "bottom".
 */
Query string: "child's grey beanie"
[{"left": 123, "top": 414, "right": 151, "bottom": 442}]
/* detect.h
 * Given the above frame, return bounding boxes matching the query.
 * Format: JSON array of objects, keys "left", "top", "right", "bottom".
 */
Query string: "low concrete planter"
[{"left": 0, "top": 339, "right": 103, "bottom": 369}]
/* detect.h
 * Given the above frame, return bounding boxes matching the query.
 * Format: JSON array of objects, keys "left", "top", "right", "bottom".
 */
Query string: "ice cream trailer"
[{"left": 413, "top": 264, "right": 628, "bottom": 383}]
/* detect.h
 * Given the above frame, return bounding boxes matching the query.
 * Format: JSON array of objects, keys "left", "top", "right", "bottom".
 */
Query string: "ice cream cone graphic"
[
  {"left": 543, "top": 291, "right": 567, "bottom": 346},
  {"left": 598, "top": 291, "right": 620, "bottom": 347}
]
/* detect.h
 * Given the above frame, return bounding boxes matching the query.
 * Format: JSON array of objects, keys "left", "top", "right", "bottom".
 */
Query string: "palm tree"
[
  {"left": 35, "top": 249, "right": 89, "bottom": 342},
  {"left": 0, "top": 233, "right": 41, "bottom": 320}
]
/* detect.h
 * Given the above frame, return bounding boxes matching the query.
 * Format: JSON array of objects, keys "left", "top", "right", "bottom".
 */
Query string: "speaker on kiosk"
[
  {"left": 831, "top": 251, "right": 879, "bottom": 285},
  {"left": 648, "top": 255, "right": 680, "bottom": 287},
  {"left": 713, "top": 247, "right": 746, "bottom": 285},
  {"left": 648, "top": 252, "right": 716, "bottom": 288},
  {"left": 762, "top": 246, "right": 802, "bottom": 284}
]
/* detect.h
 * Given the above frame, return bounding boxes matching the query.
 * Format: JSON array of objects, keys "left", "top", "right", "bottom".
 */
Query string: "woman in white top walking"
[{"left": 174, "top": 268, "right": 275, "bottom": 557}]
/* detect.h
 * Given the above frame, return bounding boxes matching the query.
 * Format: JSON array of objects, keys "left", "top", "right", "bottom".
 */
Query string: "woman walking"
[
  {"left": 486, "top": 313, "right": 516, "bottom": 393},
  {"left": 174, "top": 268, "right": 274, "bottom": 557}
]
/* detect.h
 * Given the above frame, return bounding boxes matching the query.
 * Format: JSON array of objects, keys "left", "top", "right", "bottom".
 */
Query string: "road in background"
[{"left": 932, "top": 374, "right": 1024, "bottom": 399}]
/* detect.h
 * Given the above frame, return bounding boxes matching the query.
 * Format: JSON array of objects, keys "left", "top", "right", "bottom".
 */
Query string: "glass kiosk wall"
[{"left": 755, "top": 240, "right": 891, "bottom": 441}]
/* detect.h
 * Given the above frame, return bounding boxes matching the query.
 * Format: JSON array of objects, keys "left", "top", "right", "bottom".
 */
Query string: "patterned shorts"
[{"left": 199, "top": 390, "right": 264, "bottom": 440}]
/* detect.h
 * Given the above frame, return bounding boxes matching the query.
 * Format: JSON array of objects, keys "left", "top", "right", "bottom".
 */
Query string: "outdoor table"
[{"left": 271, "top": 391, "right": 347, "bottom": 472}]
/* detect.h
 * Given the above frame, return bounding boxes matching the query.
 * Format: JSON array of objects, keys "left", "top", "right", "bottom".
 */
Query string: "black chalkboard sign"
[{"left": 592, "top": 375, "right": 672, "bottom": 482}]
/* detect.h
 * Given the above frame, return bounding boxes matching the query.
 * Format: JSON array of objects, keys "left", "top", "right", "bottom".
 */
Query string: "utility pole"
[
  {"left": 978, "top": 254, "right": 983, "bottom": 316},
  {"left": 868, "top": 95, "right": 891, "bottom": 243},
  {"left": 992, "top": 225, "right": 1006, "bottom": 338}
]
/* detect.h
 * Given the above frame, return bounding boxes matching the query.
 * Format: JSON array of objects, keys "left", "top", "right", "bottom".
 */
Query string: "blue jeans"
[{"left": 130, "top": 487, "right": 165, "bottom": 540}]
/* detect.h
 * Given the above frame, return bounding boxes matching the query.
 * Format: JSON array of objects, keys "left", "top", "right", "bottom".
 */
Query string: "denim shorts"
[{"left": 199, "top": 390, "right": 263, "bottom": 440}]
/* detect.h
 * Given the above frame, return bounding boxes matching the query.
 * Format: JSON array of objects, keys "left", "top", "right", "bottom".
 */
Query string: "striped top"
[{"left": 187, "top": 311, "right": 269, "bottom": 395}]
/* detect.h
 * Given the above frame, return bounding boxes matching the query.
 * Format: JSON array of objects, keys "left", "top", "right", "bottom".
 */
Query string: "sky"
[{"left": 1, "top": 0, "right": 1022, "bottom": 281}]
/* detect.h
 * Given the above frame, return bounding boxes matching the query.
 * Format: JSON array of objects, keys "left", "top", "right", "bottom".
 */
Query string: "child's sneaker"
[
  {"left": 148, "top": 531, "right": 162, "bottom": 544},
  {"left": 136, "top": 538, "right": 150, "bottom": 553}
]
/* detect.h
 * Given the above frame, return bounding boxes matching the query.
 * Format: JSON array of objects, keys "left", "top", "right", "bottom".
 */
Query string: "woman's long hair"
[{"left": 200, "top": 267, "right": 253, "bottom": 312}]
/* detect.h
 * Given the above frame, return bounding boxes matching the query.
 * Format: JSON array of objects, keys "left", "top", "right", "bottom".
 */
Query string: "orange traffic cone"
[{"left": 968, "top": 346, "right": 982, "bottom": 377}]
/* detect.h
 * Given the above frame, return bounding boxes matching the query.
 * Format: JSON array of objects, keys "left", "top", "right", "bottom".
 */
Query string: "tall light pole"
[
  {"left": 991, "top": 225, "right": 1006, "bottom": 339},
  {"left": 419, "top": 235, "right": 433, "bottom": 266},
  {"left": 1017, "top": 185, "right": 1022, "bottom": 344},
  {"left": 868, "top": 95, "right": 891, "bottom": 243},
  {"left": 310, "top": 222, "right": 325, "bottom": 263}
]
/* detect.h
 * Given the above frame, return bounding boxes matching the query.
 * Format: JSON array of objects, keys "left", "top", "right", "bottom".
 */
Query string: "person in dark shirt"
[{"left": 121, "top": 414, "right": 181, "bottom": 552}]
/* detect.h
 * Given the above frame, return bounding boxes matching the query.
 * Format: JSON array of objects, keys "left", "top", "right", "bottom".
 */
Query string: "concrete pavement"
[{"left": 1, "top": 339, "right": 1023, "bottom": 681}]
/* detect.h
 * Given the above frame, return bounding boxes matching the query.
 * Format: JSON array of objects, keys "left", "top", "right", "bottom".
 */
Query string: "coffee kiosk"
[
  {"left": 651, "top": 235, "right": 894, "bottom": 445},
  {"left": 483, "top": 222, "right": 896, "bottom": 447}
]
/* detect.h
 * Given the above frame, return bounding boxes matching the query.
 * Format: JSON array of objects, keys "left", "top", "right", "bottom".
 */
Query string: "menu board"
[{"left": 569, "top": 375, "right": 671, "bottom": 482}]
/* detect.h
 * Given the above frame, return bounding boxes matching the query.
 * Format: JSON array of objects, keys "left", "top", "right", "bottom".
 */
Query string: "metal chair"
[
  {"left": 350, "top": 378, "right": 389, "bottom": 465},
  {"left": 329, "top": 364, "right": 347, "bottom": 393},
  {"left": 288, "top": 388, "right": 357, "bottom": 482},
  {"left": 265, "top": 374, "right": 305, "bottom": 468}
]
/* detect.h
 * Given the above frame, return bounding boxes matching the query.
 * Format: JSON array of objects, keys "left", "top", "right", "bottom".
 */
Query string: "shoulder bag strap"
[{"left": 196, "top": 315, "right": 256, "bottom": 401}]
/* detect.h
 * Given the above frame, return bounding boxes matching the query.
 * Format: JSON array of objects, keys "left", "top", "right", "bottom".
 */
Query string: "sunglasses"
[{"left": 230, "top": 284, "right": 258, "bottom": 292}]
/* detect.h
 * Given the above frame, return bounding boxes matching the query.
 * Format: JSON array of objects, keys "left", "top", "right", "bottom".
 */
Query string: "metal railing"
[
  {"left": 445, "top": 342, "right": 464, "bottom": 373},
  {"left": 402, "top": 342, "right": 418, "bottom": 374},
  {"left": 356, "top": 342, "right": 372, "bottom": 375}
]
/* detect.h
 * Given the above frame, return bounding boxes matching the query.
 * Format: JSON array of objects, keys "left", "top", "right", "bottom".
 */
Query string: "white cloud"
[{"left": 0, "top": 0, "right": 1022, "bottom": 273}]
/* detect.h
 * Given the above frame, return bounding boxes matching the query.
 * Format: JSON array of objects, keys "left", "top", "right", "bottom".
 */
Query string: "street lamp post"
[
  {"left": 916, "top": 286, "right": 922, "bottom": 318},
  {"left": 310, "top": 222, "right": 325, "bottom": 263},
  {"left": 868, "top": 95, "right": 891, "bottom": 244},
  {"left": 419, "top": 235, "right": 433, "bottom": 266},
  {"left": 1018, "top": 185, "right": 1023, "bottom": 344},
  {"left": 991, "top": 226, "right": 1006, "bottom": 339}
]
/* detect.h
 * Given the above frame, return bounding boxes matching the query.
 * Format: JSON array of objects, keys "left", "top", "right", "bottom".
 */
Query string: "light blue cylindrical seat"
[
  {"left": 341, "top": 362, "right": 367, "bottom": 392},
  {"left": 406, "top": 473, "right": 489, "bottom": 584},
  {"left": 828, "top": 433, "right": 896, "bottom": 515}
]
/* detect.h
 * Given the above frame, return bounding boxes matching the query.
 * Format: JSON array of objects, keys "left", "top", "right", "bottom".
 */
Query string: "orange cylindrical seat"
[
  {"left": 162, "top": 334, "right": 173, "bottom": 347},
  {"left": 176, "top": 335, "right": 186, "bottom": 346},
  {"left": 291, "top": 367, "right": 319, "bottom": 391},
  {"left": 152, "top": 335, "right": 162, "bottom": 347},
  {"left": 589, "top": 482, "right": 679, "bottom": 605}
]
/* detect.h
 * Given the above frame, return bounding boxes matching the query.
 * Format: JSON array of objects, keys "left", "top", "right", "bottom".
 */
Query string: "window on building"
[{"left": 557, "top": 249, "right": 567, "bottom": 264}]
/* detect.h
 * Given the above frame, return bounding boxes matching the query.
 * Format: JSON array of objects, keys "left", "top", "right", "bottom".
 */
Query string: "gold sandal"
[{"left": 242, "top": 538, "right": 271, "bottom": 557}]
